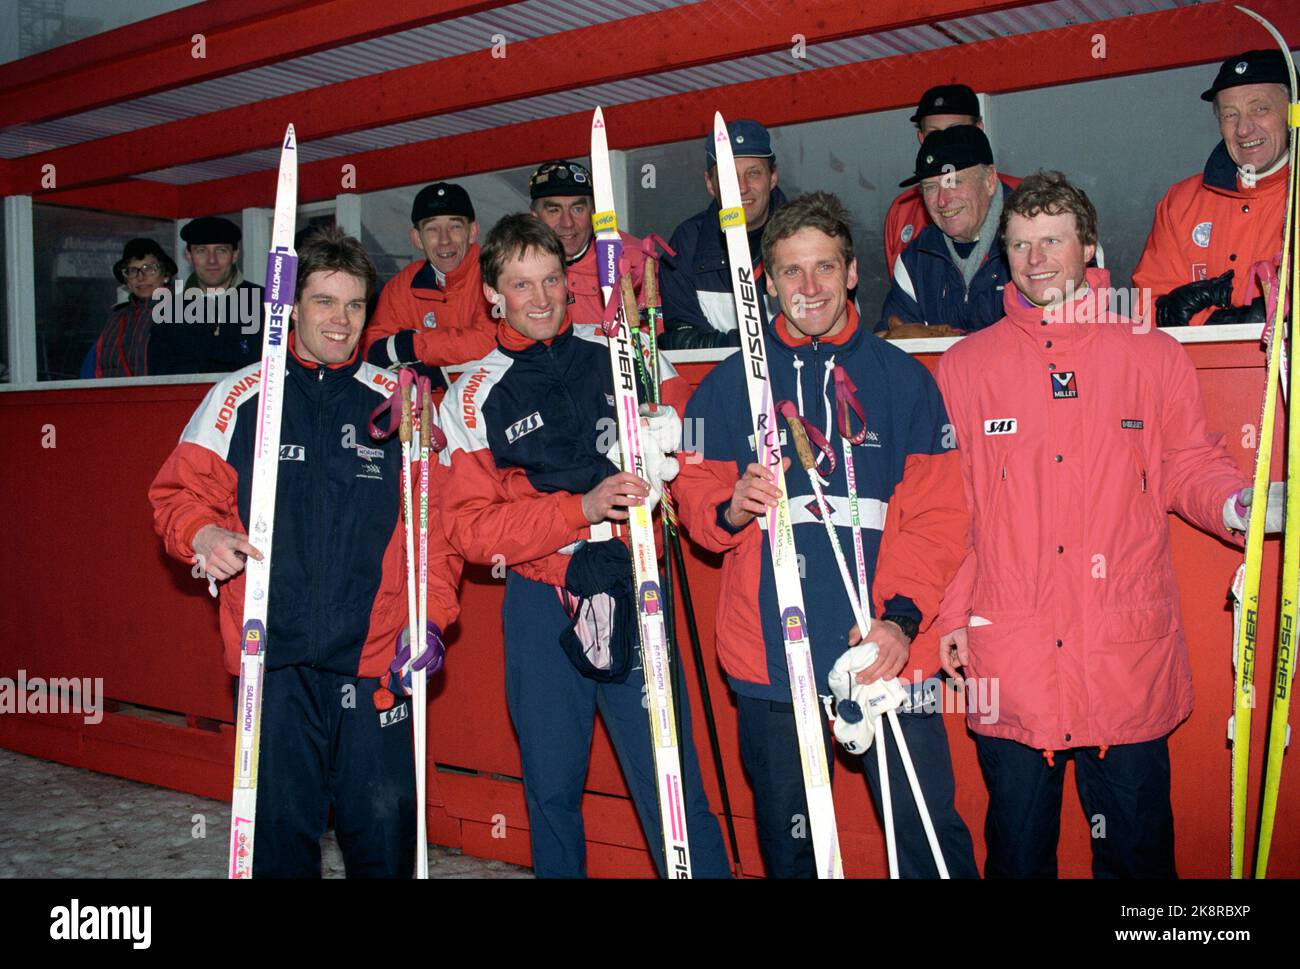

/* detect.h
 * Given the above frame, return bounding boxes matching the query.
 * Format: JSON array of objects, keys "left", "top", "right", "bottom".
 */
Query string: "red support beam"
[
  {"left": 122, "top": 0, "right": 1295, "bottom": 216},
  {"left": 35, "top": 179, "right": 183, "bottom": 221},
  {"left": 0, "top": 0, "right": 514, "bottom": 130},
  {"left": 4, "top": 0, "right": 1039, "bottom": 197}
]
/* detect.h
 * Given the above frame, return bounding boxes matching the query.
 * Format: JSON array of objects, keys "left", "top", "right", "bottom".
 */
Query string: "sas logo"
[
  {"left": 1051, "top": 372, "right": 1078, "bottom": 399},
  {"left": 279, "top": 445, "right": 305, "bottom": 461},
  {"left": 1192, "top": 221, "right": 1212, "bottom": 248},
  {"left": 380, "top": 703, "right": 408, "bottom": 728},
  {"left": 422, "top": 311, "right": 437, "bottom": 329},
  {"left": 984, "top": 418, "right": 1018, "bottom": 435},
  {"left": 506, "top": 411, "right": 545, "bottom": 444}
]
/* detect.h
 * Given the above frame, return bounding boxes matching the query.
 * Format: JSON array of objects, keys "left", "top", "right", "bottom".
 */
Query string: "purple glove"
[{"left": 390, "top": 622, "right": 446, "bottom": 694}]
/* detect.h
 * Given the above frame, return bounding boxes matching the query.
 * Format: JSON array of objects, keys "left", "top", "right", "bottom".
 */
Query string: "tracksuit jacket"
[
  {"left": 439, "top": 316, "right": 686, "bottom": 583},
  {"left": 934, "top": 269, "right": 1247, "bottom": 750},
  {"left": 1133, "top": 140, "right": 1287, "bottom": 326},
  {"left": 149, "top": 335, "right": 460, "bottom": 678},
  {"left": 882, "top": 172, "right": 1022, "bottom": 273},
  {"left": 673, "top": 305, "right": 968, "bottom": 702},
  {"left": 363, "top": 247, "right": 496, "bottom": 371},
  {"left": 658, "top": 188, "right": 787, "bottom": 348},
  {"left": 876, "top": 182, "right": 1015, "bottom": 335}
]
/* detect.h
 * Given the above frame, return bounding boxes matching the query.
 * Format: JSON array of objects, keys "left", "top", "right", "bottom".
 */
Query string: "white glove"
[
  {"left": 602, "top": 406, "right": 682, "bottom": 506},
  {"left": 1223, "top": 481, "right": 1285, "bottom": 533},
  {"left": 823, "top": 642, "right": 909, "bottom": 755}
]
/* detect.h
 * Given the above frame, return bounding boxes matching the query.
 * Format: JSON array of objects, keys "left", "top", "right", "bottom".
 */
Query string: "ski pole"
[{"left": 780, "top": 402, "right": 950, "bottom": 879}]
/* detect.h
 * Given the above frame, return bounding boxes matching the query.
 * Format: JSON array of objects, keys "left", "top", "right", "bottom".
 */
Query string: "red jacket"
[
  {"left": 883, "top": 172, "right": 1022, "bottom": 272},
  {"left": 1133, "top": 142, "right": 1287, "bottom": 326},
  {"left": 934, "top": 269, "right": 1247, "bottom": 749},
  {"left": 564, "top": 232, "right": 645, "bottom": 327},
  {"left": 363, "top": 246, "right": 496, "bottom": 366}
]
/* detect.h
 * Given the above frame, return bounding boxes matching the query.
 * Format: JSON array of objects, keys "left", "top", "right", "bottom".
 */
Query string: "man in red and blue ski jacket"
[
  {"left": 150, "top": 228, "right": 461, "bottom": 878},
  {"left": 673, "top": 191, "right": 977, "bottom": 878},
  {"left": 438, "top": 214, "right": 729, "bottom": 878}
]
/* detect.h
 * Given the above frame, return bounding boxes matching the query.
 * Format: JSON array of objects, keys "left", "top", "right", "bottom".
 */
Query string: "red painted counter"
[{"left": 0, "top": 326, "right": 1294, "bottom": 878}]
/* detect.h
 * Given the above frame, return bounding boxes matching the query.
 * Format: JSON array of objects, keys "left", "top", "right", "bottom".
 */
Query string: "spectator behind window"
[{"left": 80, "top": 238, "right": 176, "bottom": 379}]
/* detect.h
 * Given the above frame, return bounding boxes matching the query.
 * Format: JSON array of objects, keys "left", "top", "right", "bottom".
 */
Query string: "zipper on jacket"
[{"left": 310, "top": 377, "right": 326, "bottom": 666}]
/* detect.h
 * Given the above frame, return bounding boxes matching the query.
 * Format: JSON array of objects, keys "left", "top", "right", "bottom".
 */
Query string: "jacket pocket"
[{"left": 1103, "top": 603, "right": 1178, "bottom": 643}]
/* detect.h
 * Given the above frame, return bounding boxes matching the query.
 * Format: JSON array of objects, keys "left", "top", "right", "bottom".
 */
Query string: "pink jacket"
[{"left": 935, "top": 269, "right": 1247, "bottom": 750}]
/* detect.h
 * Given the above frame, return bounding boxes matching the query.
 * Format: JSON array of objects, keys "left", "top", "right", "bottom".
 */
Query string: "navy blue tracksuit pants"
[
  {"left": 251, "top": 665, "right": 416, "bottom": 878},
  {"left": 975, "top": 733, "right": 1177, "bottom": 878},
  {"left": 503, "top": 570, "right": 730, "bottom": 878},
  {"left": 737, "top": 678, "right": 978, "bottom": 878}
]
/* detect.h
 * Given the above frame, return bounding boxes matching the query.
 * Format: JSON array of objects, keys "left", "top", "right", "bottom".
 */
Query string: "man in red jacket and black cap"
[
  {"left": 1134, "top": 49, "right": 1293, "bottom": 327},
  {"left": 363, "top": 181, "right": 496, "bottom": 381}
]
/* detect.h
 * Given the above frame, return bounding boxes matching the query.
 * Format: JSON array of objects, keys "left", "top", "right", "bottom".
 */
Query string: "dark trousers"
[
  {"left": 251, "top": 665, "right": 416, "bottom": 878},
  {"left": 503, "top": 571, "right": 730, "bottom": 879},
  {"left": 737, "top": 680, "right": 978, "bottom": 878},
  {"left": 975, "top": 733, "right": 1177, "bottom": 879}
]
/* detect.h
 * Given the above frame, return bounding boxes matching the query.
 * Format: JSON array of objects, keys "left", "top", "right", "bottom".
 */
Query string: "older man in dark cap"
[
  {"left": 1135, "top": 49, "right": 1294, "bottom": 327},
  {"left": 149, "top": 215, "right": 265, "bottom": 375},
  {"left": 876, "top": 125, "right": 1013, "bottom": 339},
  {"left": 362, "top": 181, "right": 495, "bottom": 383},
  {"left": 882, "top": 84, "right": 1021, "bottom": 273}
]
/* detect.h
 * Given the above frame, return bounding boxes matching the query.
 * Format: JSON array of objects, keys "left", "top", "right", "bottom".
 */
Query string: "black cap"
[
  {"left": 113, "top": 238, "right": 177, "bottom": 284},
  {"left": 529, "top": 160, "right": 594, "bottom": 199},
  {"left": 411, "top": 182, "right": 475, "bottom": 225},
  {"left": 900, "top": 125, "right": 995, "bottom": 187},
  {"left": 909, "top": 84, "right": 982, "bottom": 123},
  {"left": 1201, "top": 49, "right": 1293, "bottom": 101},
  {"left": 180, "top": 216, "right": 241, "bottom": 247}
]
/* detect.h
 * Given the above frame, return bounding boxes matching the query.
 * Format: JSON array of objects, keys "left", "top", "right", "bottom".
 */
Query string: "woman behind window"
[{"left": 81, "top": 239, "right": 177, "bottom": 378}]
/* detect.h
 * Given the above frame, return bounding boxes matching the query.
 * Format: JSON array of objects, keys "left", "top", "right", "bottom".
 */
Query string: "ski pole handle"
[
  {"left": 400, "top": 383, "right": 412, "bottom": 445},
  {"left": 643, "top": 251, "right": 660, "bottom": 311},
  {"left": 619, "top": 264, "right": 639, "bottom": 325},
  {"left": 784, "top": 406, "right": 818, "bottom": 472}
]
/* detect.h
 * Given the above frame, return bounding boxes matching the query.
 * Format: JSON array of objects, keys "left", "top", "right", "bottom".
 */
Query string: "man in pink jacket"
[{"left": 935, "top": 170, "right": 1255, "bottom": 878}]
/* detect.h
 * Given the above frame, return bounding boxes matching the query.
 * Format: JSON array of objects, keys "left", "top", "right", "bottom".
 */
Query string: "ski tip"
[
  {"left": 712, "top": 111, "right": 733, "bottom": 141},
  {"left": 283, "top": 123, "right": 297, "bottom": 151},
  {"left": 593, "top": 105, "right": 605, "bottom": 128}
]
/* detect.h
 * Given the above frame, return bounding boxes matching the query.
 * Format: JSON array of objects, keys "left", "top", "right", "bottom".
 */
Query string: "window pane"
[{"left": 33, "top": 204, "right": 173, "bottom": 381}]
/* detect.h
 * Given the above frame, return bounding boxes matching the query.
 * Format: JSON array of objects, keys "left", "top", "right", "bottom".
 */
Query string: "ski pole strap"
[
  {"left": 369, "top": 367, "right": 416, "bottom": 440},
  {"left": 776, "top": 400, "right": 836, "bottom": 473},
  {"left": 832, "top": 366, "right": 868, "bottom": 445}
]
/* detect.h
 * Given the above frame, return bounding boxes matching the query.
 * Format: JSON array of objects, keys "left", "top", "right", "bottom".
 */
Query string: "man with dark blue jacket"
[
  {"left": 877, "top": 125, "right": 1012, "bottom": 340},
  {"left": 150, "top": 227, "right": 460, "bottom": 877},
  {"left": 659, "top": 119, "right": 786, "bottom": 349},
  {"left": 674, "top": 192, "right": 978, "bottom": 878}
]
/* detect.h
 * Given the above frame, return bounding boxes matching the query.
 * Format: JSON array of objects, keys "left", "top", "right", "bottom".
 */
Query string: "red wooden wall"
[{"left": 0, "top": 336, "right": 1295, "bottom": 878}]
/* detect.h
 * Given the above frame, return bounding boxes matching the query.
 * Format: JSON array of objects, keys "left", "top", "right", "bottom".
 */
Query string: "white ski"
[
  {"left": 712, "top": 111, "right": 843, "bottom": 878},
  {"left": 229, "top": 124, "right": 298, "bottom": 879},
  {"left": 590, "top": 106, "right": 692, "bottom": 878}
]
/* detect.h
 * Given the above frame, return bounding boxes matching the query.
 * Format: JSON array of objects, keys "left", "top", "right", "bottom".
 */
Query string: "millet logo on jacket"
[
  {"left": 984, "top": 418, "right": 1018, "bottom": 435},
  {"left": 506, "top": 411, "right": 545, "bottom": 444},
  {"left": 1051, "top": 372, "right": 1078, "bottom": 399}
]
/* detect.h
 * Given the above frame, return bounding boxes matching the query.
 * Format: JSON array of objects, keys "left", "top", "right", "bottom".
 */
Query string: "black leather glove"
[
  {"left": 657, "top": 320, "right": 742, "bottom": 350},
  {"left": 1206, "top": 295, "right": 1268, "bottom": 326},
  {"left": 1155, "top": 270, "right": 1234, "bottom": 327}
]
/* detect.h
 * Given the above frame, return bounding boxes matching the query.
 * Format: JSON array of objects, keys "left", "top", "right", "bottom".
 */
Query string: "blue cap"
[{"left": 705, "top": 119, "right": 774, "bottom": 169}]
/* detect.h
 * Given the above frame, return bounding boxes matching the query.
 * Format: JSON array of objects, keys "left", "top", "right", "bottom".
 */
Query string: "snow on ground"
[{"left": 0, "top": 748, "right": 531, "bottom": 879}]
